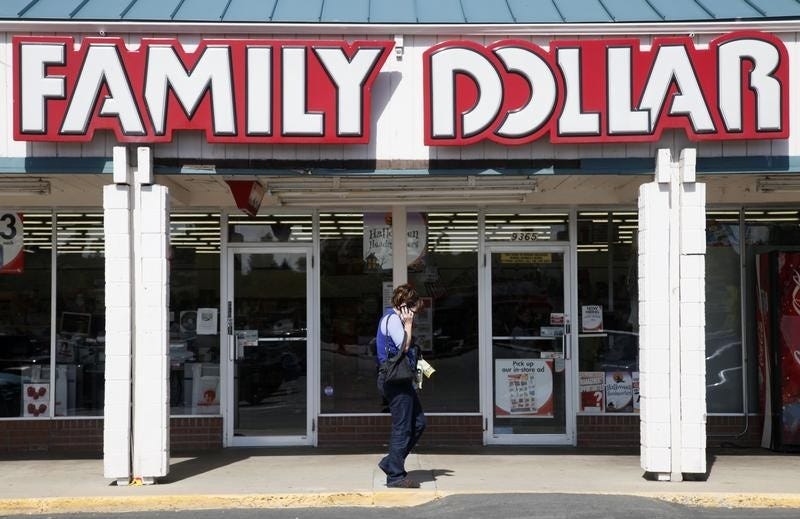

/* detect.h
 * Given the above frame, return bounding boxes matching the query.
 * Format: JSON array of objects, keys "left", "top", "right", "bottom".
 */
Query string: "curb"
[
  {"left": 0, "top": 492, "right": 440, "bottom": 515},
  {"left": 1, "top": 491, "right": 799, "bottom": 515}
]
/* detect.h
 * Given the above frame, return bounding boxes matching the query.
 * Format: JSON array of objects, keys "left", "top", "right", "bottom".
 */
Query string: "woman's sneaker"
[{"left": 387, "top": 478, "right": 420, "bottom": 488}]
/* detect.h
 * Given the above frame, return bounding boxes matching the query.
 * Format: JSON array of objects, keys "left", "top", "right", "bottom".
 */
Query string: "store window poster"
[
  {"left": 605, "top": 371, "right": 633, "bottom": 413},
  {"left": 579, "top": 371, "right": 604, "bottom": 413},
  {"left": 494, "top": 359, "right": 553, "bottom": 418}
]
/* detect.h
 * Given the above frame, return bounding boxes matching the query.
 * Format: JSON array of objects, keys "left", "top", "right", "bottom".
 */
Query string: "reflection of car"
[
  {"left": 0, "top": 371, "right": 22, "bottom": 417},
  {"left": 238, "top": 326, "right": 306, "bottom": 405}
]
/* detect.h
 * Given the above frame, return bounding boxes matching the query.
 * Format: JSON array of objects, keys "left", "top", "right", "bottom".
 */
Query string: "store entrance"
[
  {"left": 483, "top": 245, "right": 574, "bottom": 445},
  {"left": 224, "top": 245, "right": 314, "bottom": 446}
]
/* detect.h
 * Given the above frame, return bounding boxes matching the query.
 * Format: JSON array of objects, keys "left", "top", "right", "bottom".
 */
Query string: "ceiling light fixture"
[
  {"left": 0, "top": 178, "right": 51, "bottom": 196},
  {"left": 756, "top": 176, "right": 800, "bottom": 193},
  {"left": 260, "top": 175, "right": 538, "bottom": 206}
]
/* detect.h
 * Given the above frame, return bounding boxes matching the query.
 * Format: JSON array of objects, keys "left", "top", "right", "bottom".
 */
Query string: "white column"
[
  {"left": 131, "top": 147, "right": 170, "bottom": 481},
  {"left": 639, "top": 148, "right": 706, "bottom": 481},
  {"left": 103, "top": 147, "right": 134, "bottom": 482},
  {"left": 392, "top": 206, "right": 407, "bottom": 287},
  {"left": 104, "top": 146, "right": 170, "bottom": 484}
]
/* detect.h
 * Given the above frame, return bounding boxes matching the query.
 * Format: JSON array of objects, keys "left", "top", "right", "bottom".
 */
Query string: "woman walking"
[{"left": 375, "top": 284, "right": 426, "bottom": 488}]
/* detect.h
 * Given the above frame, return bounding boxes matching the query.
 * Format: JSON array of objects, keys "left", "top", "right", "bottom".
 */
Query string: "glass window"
[
  {"left": 169, "top": 213, "right": 221, "bottom": 415},
  {"left": 577, "top": 211, "right": 639, "bottom": 414},
  {"left": 706, "top": 210, "right": 744, "bottom": 413},
  {"left": 0, "top": 212, "right": 52, "bottom": 418},
  {"left": 55, "top": 212, "right": 104, "bottom": 416},
  {"left": 744, "top": 209, "right": 800, "bottom": 416},
  {"left": 228, "top": 214, "right": 312, "bottom": 243},
  {"left": 320, "top": 212, "right": 392, "bottom": 413},
  {"left": 408, "top": 212, "right": 479, "bottom": 413},
  {"left": 485, "top": 212, "right": 569, "bottom": 242}
]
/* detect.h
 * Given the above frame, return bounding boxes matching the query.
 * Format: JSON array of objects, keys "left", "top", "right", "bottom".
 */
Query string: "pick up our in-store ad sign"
[
  {"left": 11, "top": 31, "right": 790, "bottom": 146},
  {"left": 0, "top": 212, "right": 24, "bottom": 274}
]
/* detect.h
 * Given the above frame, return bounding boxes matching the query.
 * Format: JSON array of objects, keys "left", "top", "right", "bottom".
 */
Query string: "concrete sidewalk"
[{"left": 0, "top": 448, "right": 799, "bottom": 515}]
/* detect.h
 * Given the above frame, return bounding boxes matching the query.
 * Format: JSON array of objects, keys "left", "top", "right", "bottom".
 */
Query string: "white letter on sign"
[
  {"left": 61, "top": 44, "right": 145, "bottom": 135},
  {"left": 20, "top": 43, "right": 65, "bottom": 134},
  {"left": 639, "top": 45, "right": 714, "bottom": 133},
  {"left": 607, "top": 47, "right": 649, "bottom": 135},
  {"left": 556, "top": 48, "right": 600, "bottom": 136},
  {"left": 430, "top": 47, "right": 502, "bottom": 139},
  {"left": 718, "top": 38, "right": 783, "bottom": 132},
  {"left": 494, "top": 46, "right": 557, "bottom": 139},
  {"left": 145, "top": 45, "right": 235, "bottom": 136},
  {"left": 246, "top": 47, "right": 272, "bottom": 136},
  {"left": 282, "top": 47, "right": 324, "bottom": 136},
  {"left": 315, "top": 47, "right": 383, "bottom": 136}
]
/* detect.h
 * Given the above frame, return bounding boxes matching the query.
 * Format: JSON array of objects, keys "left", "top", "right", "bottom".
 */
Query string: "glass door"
[
  {"left": 225, "top": 246, "right": 313, "bottom": 446},
  {"left": 484, "top": 246, "right": 573, "bottom": 444}
]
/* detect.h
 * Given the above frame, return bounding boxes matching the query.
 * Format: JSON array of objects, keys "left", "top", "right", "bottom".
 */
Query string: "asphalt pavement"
[{"left": 0, "top": 447, "right": 798, "bottom": 515}]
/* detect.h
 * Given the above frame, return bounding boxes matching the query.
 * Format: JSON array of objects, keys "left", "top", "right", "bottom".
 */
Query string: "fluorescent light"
[
  {"left": 757, "top": 176, "right": 800, "bottom": 192},
  {"left": 0, "top": 178, "right": 50, "bottom": 195}
]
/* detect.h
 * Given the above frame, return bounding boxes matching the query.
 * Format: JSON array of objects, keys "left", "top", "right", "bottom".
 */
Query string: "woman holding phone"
[{"left": 375, "top": 283, "right": 426, "bottom": 488}]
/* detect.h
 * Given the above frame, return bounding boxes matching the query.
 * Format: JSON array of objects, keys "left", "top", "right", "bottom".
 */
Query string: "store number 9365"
[{"left": 510, "top": 232, "right": 538, "bottom": 241}]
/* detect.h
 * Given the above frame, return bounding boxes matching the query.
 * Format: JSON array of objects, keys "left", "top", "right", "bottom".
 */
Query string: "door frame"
[
  {"left": 481, "top": 243, "right": 575, "bottom": 445},
  {"left": 222, "top": 243, "right": 318, "bottom": 447}
]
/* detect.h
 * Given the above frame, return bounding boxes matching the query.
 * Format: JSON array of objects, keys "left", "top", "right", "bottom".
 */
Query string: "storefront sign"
[
  {"left": 13, "top": 37, "right": 392, "bottom": 144},
  {"left": 424, "top": 32, "right": 788, "bottom": 145},
  {"left": 494, "top": 359, "right": 553, "bottom": 418},
  {"left": 0, "top": 212, "right": 24, "bottom": 274}
]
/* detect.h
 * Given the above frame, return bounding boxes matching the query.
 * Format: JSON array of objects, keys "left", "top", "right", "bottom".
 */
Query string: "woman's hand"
[{"left": 399, "top": 305, "right": 415, "bottom": 328}]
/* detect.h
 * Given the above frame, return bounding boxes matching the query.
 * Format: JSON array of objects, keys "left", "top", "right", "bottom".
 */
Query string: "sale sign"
[{"left": 0, "top": 212, "right": 24, "bottom": 274}]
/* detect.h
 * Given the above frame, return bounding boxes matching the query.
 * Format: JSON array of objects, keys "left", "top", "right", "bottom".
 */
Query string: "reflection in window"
[
  {"left": 485, "top": 212, "right": 568, "bottom": 242},
  {"left": 320, "top": 212, "right": 392, "bottom": 413},
  {"left": 408, "top": 212, "right": 479, "bottom": 413},
  {"left": 706, "top": 211, "right": 743, "bottom": 413},
  {"left": 228, "top": 214, "right": 312, "bottom": 243},
  {"left": 744, "top": 209, "right": 800, "bottom": 416},
  {"left": 0, "top": 212, "right": 52, "bottom": 418},
  {"left": 169, "top": 213, "right": 221, "bottom": 415},
  {"left": 577, "top": 212, "right": 639, "bottom": 414},
  {"left": 56, "top": 212, "right": 104, "bottom": 416}
]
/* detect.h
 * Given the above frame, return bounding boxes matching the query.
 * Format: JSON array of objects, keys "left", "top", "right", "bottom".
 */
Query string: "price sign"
[{"left": 0, "top": 212, "right": 24, "bottom": 274}]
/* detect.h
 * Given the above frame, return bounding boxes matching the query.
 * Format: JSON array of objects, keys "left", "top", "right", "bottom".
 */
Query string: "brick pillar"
[{"left": 639, "top": 148, "right": 706, "bottom": 481}]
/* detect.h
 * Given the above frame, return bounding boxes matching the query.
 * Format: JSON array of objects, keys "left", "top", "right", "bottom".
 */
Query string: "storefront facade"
[{"left": 0, "top": 2, "right": 799, "bottom": 463}]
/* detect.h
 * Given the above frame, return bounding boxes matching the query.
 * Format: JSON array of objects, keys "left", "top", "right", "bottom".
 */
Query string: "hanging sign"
[
  {"left": 13, "top": 36, "right": 392, "bottom": 144},
  {"left": 424, "top": 31, "right": 788, "bottom": 146},
  {"left": 363, "top": 212, "right": 427, "bottom": 271},
  {"left": 225, "top": 180, "right": 265, "bottom": 216},
  {"left": 0, "top": 212, "right": 24, "bottom": 274}
]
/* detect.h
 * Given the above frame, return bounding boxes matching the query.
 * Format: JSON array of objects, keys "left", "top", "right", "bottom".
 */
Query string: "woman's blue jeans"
[{"left": 378, "top": 374, "right": 426, "bottom": 485}]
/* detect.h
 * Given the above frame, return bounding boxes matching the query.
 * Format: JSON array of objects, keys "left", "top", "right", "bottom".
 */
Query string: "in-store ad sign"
[
  {"left": 424, "top": 31, "right": 788, "bottom": 146},
  {"left": 13, "top": 37, "right": 392, "bottom": 144}
]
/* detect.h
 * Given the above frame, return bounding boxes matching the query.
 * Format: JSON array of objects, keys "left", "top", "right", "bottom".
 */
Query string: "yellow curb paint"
[
  {"left": 0, "top": 492, "right": 441, "bottom": 515},
  {"left": 645, "top": 493, "right": 800, "bottom": 509}
]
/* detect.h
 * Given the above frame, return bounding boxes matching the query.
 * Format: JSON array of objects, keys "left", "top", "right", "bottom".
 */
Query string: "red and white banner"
[
  {"left": 0, "top": 212, "right": 24, "bottom": 274},
  {"left": 424, "top": 31, "right": 789, "bottom": 146},
  {"left": 13, "top": 37, "right": 393, "bottom": 144}
]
